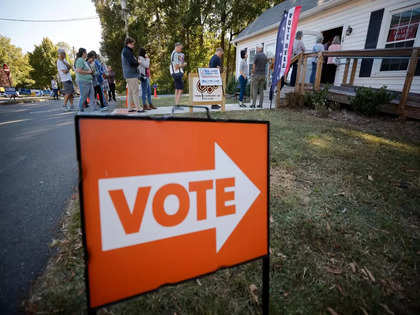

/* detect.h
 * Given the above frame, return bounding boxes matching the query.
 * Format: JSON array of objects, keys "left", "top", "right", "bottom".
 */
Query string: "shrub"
[
  {"left": 226, "top": 74, "right": 238, "bottom": 95},
  {"left": 311, "top": 86, "right": 330, "bottom": 117},
  {"left": 350, "top": 86, "right": 393, "bottom": 116}
]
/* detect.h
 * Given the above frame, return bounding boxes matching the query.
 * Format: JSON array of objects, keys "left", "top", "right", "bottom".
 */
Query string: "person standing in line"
[
  {"left": 57, "top": 48, "right": 74, "bottom": 110},
  {"left": 90, "top": 52, "right": 108, "bottom": 111},
  {"left": 170, "top": 42, "right": 187, "bottom": 109},
  {"left": 75, "top": 48, "right": 96, "bottom": 112},
  {"left": 107, "top": 65, "right": 116, "bottom": 102},
  {"left": 51, "top": 77, "right": 59, "bottom": 100},
  {"left": 290, "top": 31, "right": 305, "bottom": 86},
  {"left": 326, "top": 35, "right": 342, "bottom": 84},
  {"left": 310, "top": 35, "right": 325, "bottom": 84},
  {"left": 238, "top": 49, "right": 248, "bottom": 108},
  {"left": 138, "top": 48, "right": 156, "bottom": 110},
  {"left": 251, "top": 44, "right": 268, "bottom": 108},
  {"left": 101, "top": 60, "right": 110, "bottom": 105},
  {"left": 122, "top": 37, "right": 143, "bottom": 112},
  {"left": 208, "top": 48, "right": 224, "bottom": 109}
]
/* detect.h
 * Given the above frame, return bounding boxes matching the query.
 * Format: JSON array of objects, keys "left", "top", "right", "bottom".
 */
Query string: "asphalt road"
[{"left": 0, "top": 99, "right": 86, "bottom": 314}]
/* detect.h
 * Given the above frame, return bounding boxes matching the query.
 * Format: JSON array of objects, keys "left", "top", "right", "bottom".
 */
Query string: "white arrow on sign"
[{"left": 98, "top": 143, "right": 261, "bottom": 252}]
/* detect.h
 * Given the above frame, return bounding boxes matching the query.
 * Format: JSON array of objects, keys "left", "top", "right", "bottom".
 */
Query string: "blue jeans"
[
  {"left": 239, "top": 75, "right": 247, "bottom": 102},
  {"left": 141, "top": 78, "right": 152, "bottom": 106},
  {"left": 77, "top": 80, "right": 96, "bottom": 111},
  {"left": 310, "top": 62, "right": 317, "bottom": 84}
]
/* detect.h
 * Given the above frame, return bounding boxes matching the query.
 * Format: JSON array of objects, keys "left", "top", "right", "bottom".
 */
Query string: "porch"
[{"left": 283, "top": 47, "right": 420, "bottom": 119}]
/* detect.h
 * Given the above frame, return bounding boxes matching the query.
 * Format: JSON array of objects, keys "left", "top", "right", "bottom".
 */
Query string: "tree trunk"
[{"left": 226, "top": 31, "right": 233, "bottom": 81}]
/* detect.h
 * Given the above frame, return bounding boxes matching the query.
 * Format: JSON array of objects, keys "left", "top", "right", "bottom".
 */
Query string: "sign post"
[
  {"left": 189, "top": 69, "right": 226, "bottom": 112},
  {"left": 76, "top": 115, "right": 269, "bottom": 313}
]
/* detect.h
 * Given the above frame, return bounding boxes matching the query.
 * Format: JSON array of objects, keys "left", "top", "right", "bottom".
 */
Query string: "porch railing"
[{"left": 287, "top": 47, "right": 419, "bottom": 119}]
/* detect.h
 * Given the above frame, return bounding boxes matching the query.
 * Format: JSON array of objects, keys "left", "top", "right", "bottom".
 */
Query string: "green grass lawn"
[{"left": 25, "top": 109, "right": 420, "bottom": 314}]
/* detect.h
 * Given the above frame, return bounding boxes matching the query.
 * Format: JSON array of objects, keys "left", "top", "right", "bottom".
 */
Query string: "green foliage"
[
  {"left": 226, "top": 74, "right": 238, "bottom": 95},
  {"left": 28, "top": 38, "right": 58, "bottom": 88},
  {"left": 350, "top": 86, "right": 393, "bottom": 116},
  {"left": 0, "top": 35, "right": 34, "bottom": 87},
  {"left": 94, "top": 0, "right": 278, "bottom": 93}
]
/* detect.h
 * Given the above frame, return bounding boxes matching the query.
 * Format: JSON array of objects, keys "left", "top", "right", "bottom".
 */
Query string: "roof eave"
[{"left": 232, "top": 0, "right": 351, "bottom": 44}]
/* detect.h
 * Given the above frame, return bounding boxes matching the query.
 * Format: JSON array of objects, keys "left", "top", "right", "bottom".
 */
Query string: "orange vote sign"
[{"left": 76, "top": 115, "right": 269, "bottom": 309}]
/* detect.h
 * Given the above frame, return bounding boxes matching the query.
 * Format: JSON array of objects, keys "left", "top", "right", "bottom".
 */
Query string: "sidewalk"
[{"left": 111, "top": 101, "right": 277, "bottom": 116}]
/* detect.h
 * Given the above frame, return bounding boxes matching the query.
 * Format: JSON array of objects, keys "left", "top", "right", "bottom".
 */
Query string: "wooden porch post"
[
  {"left": 399, "top": 48, "right": 419, "bottom": 119},
  {"left": 342, "top": 58, "right": 350, "bottom": 85},
  {"left": 349, "top": 58, "right": 358, "bottom": 86},
  {"left": 294, "top": 53, "right": 303, "bottom": 93},
  {"left": 314, "top": 52, "right": 324, "bottom": 91},
  {"left": 300, "top": 55, "right": 307, "bottom": 94}
]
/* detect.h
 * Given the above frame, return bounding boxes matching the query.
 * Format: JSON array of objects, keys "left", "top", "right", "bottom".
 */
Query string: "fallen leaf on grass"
[
  {"left": 336, "top": 284, "right": 345, "bottom": 296},
  {"left": 368, "top": 175, "right": 373, "bottom": 181},
  {"left": 325, "top": 267, "right": 342, "bottom": 275},
  {"left": 380, "top": 303, "right": 394, "bottom": 315},
  {"left": 326, "top": 222, "right": 331, "bottom": 231},
  {"left": 270, "top": 215, "right": 274, "bottom": 223},
  {"left": 349, "top": 262, "right": 357, "bottom": 273},
  {"left": 327, "top": 307, "right": 339, "bottom": 315},
  {"left": 364, "top": 267, "right": 375, "bottom": 282},
  {"left": 360, "top": 306, "right": 369, "bottom": 315},
  {"left": 249, "top": 284, "right": 259, "bottom": 304},
  {"left": 196, "top": 279, "right": 202, "bottom": 286},
  {"left": 49, "top": 239, "right": 59, "bottom": 248}
]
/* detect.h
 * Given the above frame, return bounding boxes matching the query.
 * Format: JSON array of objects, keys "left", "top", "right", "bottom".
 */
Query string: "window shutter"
[{"left": 359, "top": 9, "right": 384, "bottom": 77}]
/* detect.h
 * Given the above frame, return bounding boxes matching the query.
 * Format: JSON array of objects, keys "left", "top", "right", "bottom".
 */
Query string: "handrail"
[
  {"left": 302, "top": 47, "right": 419, "bottom": 58},
  {"left": 286, "top": 46, "right": 419, "bottom": 120},
  {"left": 290, "top": 52, "right": 303, "bottom": 64}
]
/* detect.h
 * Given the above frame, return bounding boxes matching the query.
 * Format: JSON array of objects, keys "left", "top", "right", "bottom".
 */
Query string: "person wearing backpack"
[{"left": 121, "top": 37, "right": 143, "bottom": 112}]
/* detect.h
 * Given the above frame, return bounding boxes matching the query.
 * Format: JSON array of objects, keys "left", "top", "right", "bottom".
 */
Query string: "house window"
[
  {"left": 248, "top": 48, "right": 256, "bottom": 76},
  {"left": 380, "top": 7, "right": 420, "bottom": 72}
]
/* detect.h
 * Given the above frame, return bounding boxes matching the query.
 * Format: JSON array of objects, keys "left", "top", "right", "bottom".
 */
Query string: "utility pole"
[{"left": 121, "top": 0, "right": 128, "bottom": 38}]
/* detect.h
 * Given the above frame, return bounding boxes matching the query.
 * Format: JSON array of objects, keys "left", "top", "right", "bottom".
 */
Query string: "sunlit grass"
[{"left": 26, "top": 108, "right": 420, "bottom": 315}]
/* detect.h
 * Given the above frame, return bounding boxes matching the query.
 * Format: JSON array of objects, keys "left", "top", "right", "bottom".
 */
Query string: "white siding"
[{"left": 235, "top": 0, "right": 420, "bottom": 93}]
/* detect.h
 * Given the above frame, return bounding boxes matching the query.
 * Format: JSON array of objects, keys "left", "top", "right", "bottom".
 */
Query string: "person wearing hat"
[
  {"left": 56, "top": 48, "right": 75, "bottom": 110},
  {"left": 251, "top": 44, "right": 268, "bottom": 108}
]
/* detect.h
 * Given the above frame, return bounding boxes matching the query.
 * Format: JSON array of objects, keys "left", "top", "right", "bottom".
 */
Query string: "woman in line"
[
  {"left": 310, "top": 36, "right": 325, "bottom": 84},
  {"left": 75, "top": 48, "right": 96, "bottom": 112},
  {"left": 290, "top": 31, "right": 305, "bottom": 86},
  {"left": 138, "top": 48, "right": 156, "bottom": 110},
  {"left": 326, "top": 35, "right": 342, "bottom": 84},
  {"left": 238, "top": 49, "right": 248, "bottom": 107}
]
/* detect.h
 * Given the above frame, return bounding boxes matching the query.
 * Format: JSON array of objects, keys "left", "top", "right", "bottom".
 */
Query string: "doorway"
[{"left": 321, "top": 26, "right": 343, "bottom": 84}]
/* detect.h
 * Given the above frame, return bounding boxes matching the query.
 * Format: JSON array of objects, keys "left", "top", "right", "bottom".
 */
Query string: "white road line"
[{"left": 0, "top": 119, "right": 30, "bottom": 126}]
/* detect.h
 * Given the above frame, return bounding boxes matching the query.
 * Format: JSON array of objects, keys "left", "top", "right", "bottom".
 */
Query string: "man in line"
[
  {"left": 56, "top": 48, "right": 74, "bottom": 110},
  {"left": 251, "top": 44, "right": 268, "bottom": 108},
  {"left": 107, "top": 65, "right": 116, "bottom": 102},
  {"left": 51, "top": 77, "right": 59, "bottom": 100},
  {"left": 208, "top": 47, "right": 224, "bottom": 109},
  {"left": 170, "top": 42, "right": 187, "bottom": 110},
  {"left": 122, "top": 37, "right": 143, "bottom": 112}
]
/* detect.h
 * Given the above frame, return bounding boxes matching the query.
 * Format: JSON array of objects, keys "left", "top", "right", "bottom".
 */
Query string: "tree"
[
  {"left": 28, "top": 37, "right": 58, "bottom": 88},
  {"left": 0, "top": 35, "right": 34, "bottom": 87},
  {"left": 93, "top": 0, "right": 282, "bottom": 93}
]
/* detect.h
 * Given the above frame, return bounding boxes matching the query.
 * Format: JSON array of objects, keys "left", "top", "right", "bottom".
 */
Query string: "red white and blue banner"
[{"left": 271, "top": 6, "right": 301, "bottom": 91}]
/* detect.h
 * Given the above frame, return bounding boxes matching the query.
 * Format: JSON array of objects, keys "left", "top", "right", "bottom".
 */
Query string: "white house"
[{"left": 233, "top": 0, "right": 420, "bottom": 94}]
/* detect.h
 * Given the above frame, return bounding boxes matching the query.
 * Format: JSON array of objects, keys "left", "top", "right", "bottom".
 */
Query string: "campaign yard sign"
[
  {"left": 76, "top": 115, "right": 269, "bottom": 311},
  {"left": 198, "top": 67, "right": 223, "bottom": 86}
]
